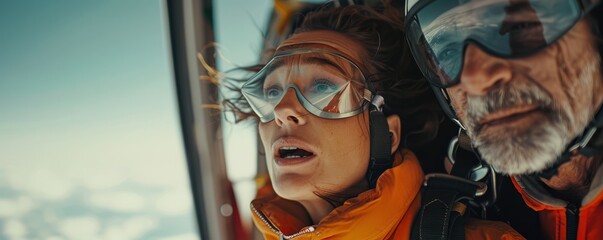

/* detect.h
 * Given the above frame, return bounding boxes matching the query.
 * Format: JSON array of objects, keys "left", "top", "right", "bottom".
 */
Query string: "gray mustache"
[{"left": 466, "top": 82, "right": 553, "bottom": 125}]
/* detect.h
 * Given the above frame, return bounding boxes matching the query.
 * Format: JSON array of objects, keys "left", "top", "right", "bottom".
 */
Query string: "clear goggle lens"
[
  {"left": 405, "top": 0, "right": 592, "bottom": 88},
  {"left": 241, "top": 49, "right": 372, "bottom": 122}
]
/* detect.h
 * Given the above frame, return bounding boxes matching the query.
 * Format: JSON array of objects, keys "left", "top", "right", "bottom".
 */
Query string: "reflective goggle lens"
[
  {"left": 241, "top": 49, "right": 371, "bottom": 122},
  {"left": 406, "top": 0, "right": 584, "bottom": 88}
]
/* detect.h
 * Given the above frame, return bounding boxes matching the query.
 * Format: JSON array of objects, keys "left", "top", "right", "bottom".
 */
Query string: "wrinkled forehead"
[
  {"left": 276, "top": 30, "right": 367, "bottom": 70},
  {"left": 267, "top": 52, "right": 356, "bottom": 76}
]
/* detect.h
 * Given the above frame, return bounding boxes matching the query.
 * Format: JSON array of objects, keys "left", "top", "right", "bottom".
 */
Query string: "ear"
[{"left": 386, "top": 114, "right": 401, "bottom": 154}]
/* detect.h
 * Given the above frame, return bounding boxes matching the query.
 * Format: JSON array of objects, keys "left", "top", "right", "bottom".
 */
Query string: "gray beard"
[
  {"left": 468, "top": 111, "right": 568, "bottom": 175},
  {"left": 462, "top": 57, "right": 598, "bottom": 175}
]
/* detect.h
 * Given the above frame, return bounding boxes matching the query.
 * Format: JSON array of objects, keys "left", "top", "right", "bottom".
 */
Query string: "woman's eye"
[
  {"left": 264, "top": 87, "right": 282, "bottom": 99},
  {"left": 312, "top": 80, "right": 338, "bottom": 94}
]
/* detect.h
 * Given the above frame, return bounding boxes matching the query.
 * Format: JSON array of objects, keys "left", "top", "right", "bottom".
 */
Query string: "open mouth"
[
  {"left": 272, "top": 137, "right": 318, "bottom": 166},
  {"left": 278, "top": 146, "right": 314, "bottom": 159}
]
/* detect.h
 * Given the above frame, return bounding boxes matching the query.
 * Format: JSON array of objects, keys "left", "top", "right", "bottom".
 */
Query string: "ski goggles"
[
  {"left": 404, "top": 0, "right": 600, "bottom": 88},
  {"left": 241, "top": 48, "right": 373, "bottom": 123}
]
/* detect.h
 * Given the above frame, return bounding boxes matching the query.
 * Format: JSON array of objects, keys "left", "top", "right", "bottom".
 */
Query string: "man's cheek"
[{"left": 448, "top": 92, "right": 468, "bottom": 122}]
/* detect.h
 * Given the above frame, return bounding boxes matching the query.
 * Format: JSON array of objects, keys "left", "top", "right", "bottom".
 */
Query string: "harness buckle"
[{"left": 423, "top": 173, "right": 488, "bottom": 197}]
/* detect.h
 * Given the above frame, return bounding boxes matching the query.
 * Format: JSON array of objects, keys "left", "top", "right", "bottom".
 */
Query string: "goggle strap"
[{"left": 366, "top": 104, "right": 393, "bottom": 188}]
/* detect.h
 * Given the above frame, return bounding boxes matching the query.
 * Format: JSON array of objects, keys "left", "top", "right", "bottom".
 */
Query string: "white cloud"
[
  {"left": 153, "top": 188, "right": 193, "bottom": 216},
  {"left": 58, "top": 216, "right": 100, "bottom": 240},
  {"left": 100, "top": 216, "right": 157, "bottom": 240},
  {"left": 101, "top": 227, "right": 127, "bottom": 240},
  {"left": 3, "top": 219, "right": 27, "bottom": 239},
  {"left": 5, "top": 168, "right": 73, "bottom": 201},
  {"left": 88, "top": 191, "right": 146, "bottom": 213},
  {"left": 43, "top": 237, "right": 62, "bottom": 240},
  {"left": 0, "top": 196, "right": 35, "bottom": 218},
  {"left": 79, "top": 169, "right": 127, "bottom": 190},
  {"left": 128, "top": 158, "right": 190, "bottom": 188},
  {"left": 157, "top": 233, "right": 199, "bottom": 240},
  {"left": 122, "top": 216, "right": 157, "bottom": 238}
]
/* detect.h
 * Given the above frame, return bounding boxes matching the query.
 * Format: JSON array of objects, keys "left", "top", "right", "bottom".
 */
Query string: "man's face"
[{"left": 447, "top": 19, "right": 603, "bottom": 175}]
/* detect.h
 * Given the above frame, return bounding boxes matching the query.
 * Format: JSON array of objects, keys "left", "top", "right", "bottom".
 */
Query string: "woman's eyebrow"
[
  {"left": 266, "top": 59, "right": 286, "bottom": 76},
  {"left": 303, "top": 56, "right": 347, "bottom": 74}
]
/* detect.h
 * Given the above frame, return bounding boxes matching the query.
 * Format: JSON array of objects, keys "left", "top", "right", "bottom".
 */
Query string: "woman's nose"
[
  {"left": 273, "top": 88, "right": 308, "bottom": 127},
  {"left": 458, "top": 44, "right": 513, "bottom": 96}
]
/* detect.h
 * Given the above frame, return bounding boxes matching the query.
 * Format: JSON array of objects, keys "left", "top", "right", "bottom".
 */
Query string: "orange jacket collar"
[
  {"left": 251, "top": 149, "right": 423, "bottom": 239},
  {"left": 512, "top": 165, "right": 603, "bottom": 240}
]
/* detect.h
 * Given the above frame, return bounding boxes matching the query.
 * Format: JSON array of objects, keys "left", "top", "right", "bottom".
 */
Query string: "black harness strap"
[
  {"left": 411, "top": 173, "right": 483, "bottom": 240},
  {"left": 411, "top": 131, "right": 489, "bottom": 240}
]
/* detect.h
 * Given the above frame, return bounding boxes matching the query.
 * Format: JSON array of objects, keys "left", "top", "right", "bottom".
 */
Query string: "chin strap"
[
  {"left": 536, "top": 106, "right": 603, "bottom": 179},
  {"left": 366, "top": 95, "right": 393, "bottom": 188}
]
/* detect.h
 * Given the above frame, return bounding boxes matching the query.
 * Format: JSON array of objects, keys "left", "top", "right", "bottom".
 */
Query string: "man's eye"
[
  {"left": 311, "top": 80, "right": 338, "bottom": 94},
  {"left": 437, "top": 46, "right": 460, "bottom": 60},
  {"left": 264, "top": 87, "right": 282, "bottom": 99},
  {"left": 500, "top": 20, "right": 542, "bottom": 36},
  {"left": 509, "top": 22, "right": 539, "bottom": 32}
]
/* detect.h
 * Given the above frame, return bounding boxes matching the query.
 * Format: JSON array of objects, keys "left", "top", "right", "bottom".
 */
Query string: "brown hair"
[
  {"left": 224, "top": 3, "right": 443, "bottom": 149},
  {"left": 220, "top": 3, "right": 453, "bottom": 208}
]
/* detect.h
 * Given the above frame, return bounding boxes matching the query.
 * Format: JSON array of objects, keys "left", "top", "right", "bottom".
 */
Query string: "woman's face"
[{"left": 258, "top": 31, "right": 378, "bottom": 202}]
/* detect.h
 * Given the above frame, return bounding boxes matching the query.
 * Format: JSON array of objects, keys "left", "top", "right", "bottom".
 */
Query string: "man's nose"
[
  {"left": 459, "top": 44, "right": 512, "bottom": 96},
  {"left": 274, "top": 88, "right": 308, "bottom": 127}
]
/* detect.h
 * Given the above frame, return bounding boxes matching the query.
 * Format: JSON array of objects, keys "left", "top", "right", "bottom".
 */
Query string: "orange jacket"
[
  {"left": 251, "top": 149, "right": 524, "bottom": 239},
  {"left": 512, "top": 167, "right": 603, "bottom": 240}
]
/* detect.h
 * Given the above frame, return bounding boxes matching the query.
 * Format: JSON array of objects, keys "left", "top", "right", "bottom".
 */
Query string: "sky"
[
  {"left": 0, "top": 0, "right": 279, "bottom": 238},
  {"left": 0, "top": 1, "right": 197, "bottom": 239}
]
